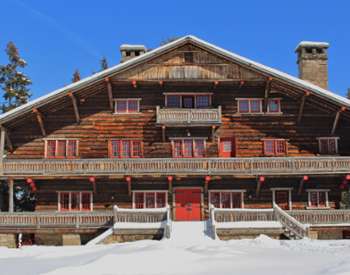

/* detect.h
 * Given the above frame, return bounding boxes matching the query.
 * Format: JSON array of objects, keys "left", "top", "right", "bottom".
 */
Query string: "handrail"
[
  {"left": 113, "top": 205, "right": 168, "bottom": 223},
  {"left": 273, "top": 204, "right": 308, "bottom": 239},
  {"left": 288, "top": 209, "right": 350, "bottom": 225},
  {"left": 214, "top": 208, "right": 276, "bottom": 223},
  {"left": 3, "top": 156, "right": 350, "bottom": 176}
]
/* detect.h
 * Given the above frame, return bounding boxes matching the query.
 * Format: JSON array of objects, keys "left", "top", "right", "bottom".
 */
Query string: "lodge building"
[{"left": 0, "top": 36, "right": 350, "bottom": 246}]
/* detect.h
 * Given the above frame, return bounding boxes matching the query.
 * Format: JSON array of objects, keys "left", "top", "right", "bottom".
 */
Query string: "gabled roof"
[{"left": 0, "top": 35, "right": 349, "bottom": 124}]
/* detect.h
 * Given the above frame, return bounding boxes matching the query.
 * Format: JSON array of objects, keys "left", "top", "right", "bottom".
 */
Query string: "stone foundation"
[
  {"left": 62, "top": 234, "right": 81, "bottom": 246},
  {"left": 0, "top": 234, "right": 16, "bottom": 248},
  {"left": 310, "top": 226, "right": 350, "bottom": 240}
]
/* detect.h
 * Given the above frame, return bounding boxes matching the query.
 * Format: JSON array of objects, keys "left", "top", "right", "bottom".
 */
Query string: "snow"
[
  {"left": 114, "top": 222, "right": 164, "bottom": 229},
  {"left": 216, "top": 221, "right": 282, "bottom": 229},
  {"left": 295, "top": 41, "right": 330, "bottom": 51},
  {"left": 1, "top": 234, "right": 350, "bottom": 275}
]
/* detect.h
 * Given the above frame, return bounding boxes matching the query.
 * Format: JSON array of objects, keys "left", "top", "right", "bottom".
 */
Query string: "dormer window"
[{"left": 317, "top": 137, "right": 339, "bottom": 155}]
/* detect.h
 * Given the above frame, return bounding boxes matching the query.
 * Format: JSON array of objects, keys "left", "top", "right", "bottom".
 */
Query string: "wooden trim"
[
  {"left": 8, "top": 178, "right": 14, "bottom": 213},
  {"left": 105, "top": 77, "right": 114, "bottom": 111},
  {"left": 0, "top": 127, "right": 5, "bottom": 162},
  {"left": 108, "top": 140, "right": 144, "bottom": 158},
  {"left": 45, "top": 139, "right": 79, "bottom": 159},
  {"left": 271, "top": 188, "right": 293, "bottom": 210},
  {"left": 331, "top": 107, "right": 346, "bottom": 135},
  {"left": 317, "top": 137, "right": 339, "bottom": 155},
  {"left": 114, "top": 98, "right": 141, "bottom": 114},
  {"left": 264, "top": 78, "right": 272, "bottom": 112},
  {"left": 297, "top": 93, "right": 310, "bottom": 124},
  {"left": 208, "top": 190, "right": 246, "bottom": 208},
  {"left": 57, "top": 191, "right": 93, "bottom": 212},
  {"left": 132, "top": 190, "right": 168, "bottom": 209},
  {"left": 306, "top": 189, "right": 330, "bottom": 208},
  {"left": 32, "top": 108, "right": 46, "bottom": 136}
]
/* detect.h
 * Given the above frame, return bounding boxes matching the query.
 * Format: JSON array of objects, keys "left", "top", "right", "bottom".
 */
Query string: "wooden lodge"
[{"left": 1, "top": 36, "right": 350, "bottom": 247}]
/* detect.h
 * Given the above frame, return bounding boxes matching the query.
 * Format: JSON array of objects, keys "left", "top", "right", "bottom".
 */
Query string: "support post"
[
  {"left": 32, "top": 108, "right": 46, "bottom": 136},
  {"left": 256, "top": 176, "right": 265, "bottom": 197},
  {"left": 162, "top": 125, "right": 166, "bottom": 142},
  {"left": 0, "top": 127, "right": 5, "bottom": 174},
  {"left": 297, "top": 92, "right": 310, "bottom": 124},
  {"left": 105, "top": 78, "right": 114, "bottom": 112},
  {"left": 298, "top": 176, "right": 309, "bottom": 195},
  {"left": 331, "top": 107, "right": 346, "bottom": 135},
  {"left": 211, "top": 126, "right": 216, "bottom": 142},
  {"left": 263, "top": 77, "right": 272, "bottom": 112},
  {"left": 68, "top": 92, "right": 80, "bottom": 123},
  {"left": 8, "top": 178, "right": 14, "bottom": 213}
]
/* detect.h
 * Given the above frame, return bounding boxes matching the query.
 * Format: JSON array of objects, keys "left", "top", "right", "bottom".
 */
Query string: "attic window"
[{"left": 184, "top": 52, "right": 194, "bottom": 63}]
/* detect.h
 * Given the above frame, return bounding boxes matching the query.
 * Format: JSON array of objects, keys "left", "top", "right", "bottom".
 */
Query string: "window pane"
[
  {"left": 183, "top": 140, "right": 193, "bottom": 157},
  {"left": 328, "top": 139, "right": 337, "bottom": 154},
  {"left": 310, "top": 192, "right": 318, "bottom": 207},
  {"left": 47, "top": 140, "right": 56, "bottom": 157},
  {"left": 264, "top": 140, "right": 275, "bottom": 155},
  {"left": 145, "top": 193, "right": 156, "bottom": 208},
  {"left": 268, "top": 99, "right": 280, "bottom": 113},
  {"left": 167, "top": 95, "right": 181, "bottom": 108},
  {"left": 132, "top": 141, "right": 142, "bottom": 157},
  {"left": 111, "top": 140, "right": 120, "bottom": 157},
  {"left": 196, "top": 95, "right": 210, "bottom": 108},
  {"left": 232, "top": 193, "right": 242, "bottom": 208},
  {"left": 250, "top": 100, "right": 261, "bottom": 113},
  {"left": 60, "top": 193, "right": 70, "bottom": 211},
  {"left": 276, "top": 140, "right": 286, "bottom": 155},
  {"left": 319, "top": 139, "right": 329, "bottom": 154},
  {"left": 238, "top": 100, "right": 249, "bottom": 113},
  {"left": 156, "top": 192, "right": 166, "bottom": 208},
  {"left": 319, "top": 192, "right": 326, "bottom": 207},
  {"left": 121, "top": 141, "right": 131, "bottom": 158},
  {"left": 135, "top": 193, "right": 144, "bottom": 209},
  {"left": 173, "top": 141, "right": 182, "bottom": 157},
  {"left": 71, "top": 192, "right": 80, "bottom": 211},
  {"left": 67, "top": 140, "right": 77, "bottom": 157},
  {"left": 194, "top": 139, "right": 205, "bottom": 157},
  {"left": 223, "top": 140, "right": 232, "bottom": 152},
  {"left": 127, "top": 100, "right": 139, "bottom": 113},
  {"left": 81, "top": 193, "right": 91, "bottom": 211},
  {"left": 221, "top": 192, "right": 231, "bottom": 208},
  {"left": 57, "top": 140, "right": 67, "bottom": 157},
  {"left": 183, "top": 96, "right": 194, "bottom": 108},
  {"left": 210, "top": 192, "right": 220, "bottom": 208},
  {"left": 116, "top": 100, "right": 127, "bottom": 113}
]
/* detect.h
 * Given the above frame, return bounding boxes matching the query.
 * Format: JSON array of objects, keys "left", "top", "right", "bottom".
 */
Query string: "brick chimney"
[
  {"left": 120, "top": 44, "right": 147, "bottom": 63},
  {"left": 295, "top": 41, "right": 329, "bottom": 89}
]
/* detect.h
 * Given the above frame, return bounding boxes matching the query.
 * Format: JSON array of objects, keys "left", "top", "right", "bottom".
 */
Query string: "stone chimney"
[
  {"left": 295, "top": 41, "right": 330, "bottom": 89},
  {"left": 120, "top": 44, "right": 147, "bottom": 63}
]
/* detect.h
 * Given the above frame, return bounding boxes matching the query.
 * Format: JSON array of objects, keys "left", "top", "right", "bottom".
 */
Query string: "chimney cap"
[
  {"left": 295, "top": 41, "right": 330, "bottom": 52},
  {"left": 120, "top": 44, "right": 147, "bottom": 51}
]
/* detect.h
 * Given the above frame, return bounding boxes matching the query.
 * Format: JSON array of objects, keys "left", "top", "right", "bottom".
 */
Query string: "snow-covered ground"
[{"left": 1, "top": 223, "right": 350, "bottom": 275}]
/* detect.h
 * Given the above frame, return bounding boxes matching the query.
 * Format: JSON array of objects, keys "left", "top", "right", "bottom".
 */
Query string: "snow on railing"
[
  {"left": 164, "top": 205, "right": 172, "bottom": 239},
  {"left": 288, "top": 209, "right": 350, "bottom": 225},
  {"left": 209, "top": 204, "right": 217, "bottom": 239},
  {"left": 273, "top": 204, "right": 308, "bottom": 239},
  {"left": 214, "top": 208, "right": 275, "bottom": 223}
]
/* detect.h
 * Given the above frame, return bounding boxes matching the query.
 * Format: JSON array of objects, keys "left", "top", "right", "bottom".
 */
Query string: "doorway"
[{"left": 174, "top": 188, "right": 201, "bottom": 221}]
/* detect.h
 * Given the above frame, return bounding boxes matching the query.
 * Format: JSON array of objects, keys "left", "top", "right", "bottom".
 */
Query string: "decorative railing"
[
  {"left": 0, "top": 211, "right": 113, "bottom": 229},
  {"left": 214, "top": 208, "right": 276, "bottom": 222},
  {"left": 113, "top": 205, "right": 168, "bottom": 223},
  {"left": 273, "top": 204, "right": 308, "bottom": 239},
  {"left": 2, "top": 156, "right": 350, "bottom": 176},
  {"left": 288, "top": 209, "right": 350, "bottom": 225},
  {"left": 156, "top": 106, "right": 221, "bottom": 125}
]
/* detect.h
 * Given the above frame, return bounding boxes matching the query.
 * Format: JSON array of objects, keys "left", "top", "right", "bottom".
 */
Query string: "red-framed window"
[
  {"left": 58, "top": 191, "right": 92, "bottom": 212},
  {"left": 263, "top": 139, "right": 287, "bottom": 156},
  {"left": 237, "top": 99, "right": 263, "bottom": 113},
  {"left": 45, "top": 140, "right": 79, "bottom": 158},
  {"left": 209, "top": 191, "right": 244, "bottom": 209},
  {"left": 267, "top": 99, "right": 281, "bottom": 113},
  {"left": 171, "top": 139, "right": 206, "bottom": 158},
  {"left": 109, "top": 140, "right": 143, "bottom": 158},
  {"left": 318, "top": 137, "right": 339, "bottom": 155},
  {"left": 133, "top": 191, "right": 167, "bottom": 209},
  {"left": 115, "top": 99, "right": 140, "bottom": 114},
  {"left": 165, "top": 94, "right": 211, "bottom": 108},
  {"left": 219, "top": 137, "right": 236, "bottom": 157},
  {"left": 307, "top": 190, "right": 329, "bottom": 208}
]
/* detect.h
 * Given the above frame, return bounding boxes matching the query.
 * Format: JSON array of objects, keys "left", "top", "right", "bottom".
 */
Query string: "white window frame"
[
  {"left": 267, "top": 98, "right": 282, "bottom": 114},
  {"left": 163, "top": 93, "right": 213, "bottom": 108},
  {"left": 57, "top": 191, "right": 93, "bottom": 212},
  {"left": 114, "top": 98, "right": 141, "bottom": 114},
  {"left": 306, "top": 189, "right": 330, "bottom": 209},
  {"left": 271, "top": 188, "right": 293, "bottom": 210},
  {"left": 169, "top": 137, "right": 207, "bottom": 158},
  {"left": 236, "top": 98, "right": 282, "bottom": 115},
  {"left": 208, "top": 190, "right": 246, "bottom": 208},
  {"left": 132, "top": 190, "right": 168, "bottom": 209},
  {"left": 317, "top": 137, "right": 339, "bottom": 155},
  {"left": 44, "top": 139, "right": 79, "bottom": 158}
]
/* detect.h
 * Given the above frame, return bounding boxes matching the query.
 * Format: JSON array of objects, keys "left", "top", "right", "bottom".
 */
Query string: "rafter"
[
  {"left": 331, "top": 107, "right": 347, "bottom": 135},
  {"left": 68, "top": 92, "right": 80, "bottom": 123},
  {"left": 297, "top": 91, "right": 310, "bottom": 124},
  {"left": 105, "top": 77, "right": 114, "bottom": 112},
  {"left": 32, "top": 108, "right": 46, "bottom": 136}
]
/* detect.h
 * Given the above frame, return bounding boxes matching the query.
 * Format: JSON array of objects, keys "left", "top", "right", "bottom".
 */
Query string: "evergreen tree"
[
  {"left": 100, "top": 57, "right": 108, "bottom": 71},
  {"left": 72, "top": 69, "right": 81, "bottom": 83},
  {"left": 0, "top": 42, "right": 31, "bottom": 112}
]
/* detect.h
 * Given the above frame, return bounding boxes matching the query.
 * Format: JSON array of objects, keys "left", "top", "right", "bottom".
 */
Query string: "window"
[
  {"left": 219, "top": 138, "right": 236, "bottom": 157},
  {"left": 263, "top": 139, "right": 287, "bottom": 156},
  {"left": 268, "top": 99, "right": 281, "bottom": 113},
  {"left": 115, "top": 99, "right": 140, "bottom": 114},
  {"left": 184, "top": 52, "right": 194, "bottom": 63},
  {"left": 133, "top": 191, "right": 168, "bottom": 209},
  {"left": 318, "top": 137, "right": 339, "bottom": 155},
  {"left": 307, "top": 190, "right": 329, "bottom": 208},
  {"left": 171, "top": 139, "right": 206, "bottom": 158},
  {"left": 271, "top": 188, "right": 292, "bottom": 210},
  {"left": 45, "top": 140, "right": 79, "bottom": 158},
  {"left": 58, "top": 192, "right": 92, "bottom": 212},
  {"left": 237, "top": 99, "right": 262, "bottom": 113},
  {"left": 109, "top": 140, "right": 143, "bottom": 158},
  {"left": 209, "top": 191, "right": 244, "bottom": 209},
  {"left": 165, "top": 94, "right": 212, "bottom": 108}
]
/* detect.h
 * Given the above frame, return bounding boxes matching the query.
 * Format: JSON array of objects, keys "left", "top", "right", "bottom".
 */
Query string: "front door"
[
  {"left": 275, "top": 190, "right": 290, "bottom": 210},
  {"left": 175, "top": 188, "right": 201, "bottom": 221}
]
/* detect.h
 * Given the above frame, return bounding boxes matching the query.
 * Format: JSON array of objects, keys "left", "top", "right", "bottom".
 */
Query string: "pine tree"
[
  {"left": 72, "top": 69, "right": 81, "bottom": 83},
  {"left": 0, "top": 42, "right": 31, "bottom": 112},
  {"left": 100, "top": 57, "right": 108, "bottom": 71}
]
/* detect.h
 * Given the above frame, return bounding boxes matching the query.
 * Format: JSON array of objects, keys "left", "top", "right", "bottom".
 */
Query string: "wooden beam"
[
  {"left": 68, "top": 92, "right": 80, "bottom": 123},
  {"left": 8, "top": 178, "right": 14, "bottom": 212},
  {"left": 263, "top": 77, "right": 272, "bottom": 112},
  {"left": 211, "top": 126, "right": 216, "bottom": 142},
  {"left": 32, "top": 108, "right": 46, "bottom": 136},
  {"left": 162, "top": 125, "right": 166, "bottom": 142},
  {"left": 297, "top": 92, "right": 310, "bottom": 124},
  {"left": 298, "top": 176, "right": 309, "bottom": 195},
  {"left": 331, "top": 107, "right": 346, "bottom": 135},
  {"left": 104, "top": 78, "right": 114, "bottom": 112},
  {"left": 256, "top": 176, "right": 265, "bottom": 197}
]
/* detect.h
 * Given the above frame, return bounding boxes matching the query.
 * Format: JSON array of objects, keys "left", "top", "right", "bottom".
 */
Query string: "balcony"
[
  {"left": 1, "top": 157, "right": 350, "bottom": 177},
  {"left": 156, "top": 106, "right": 222, "bottom": 126}
]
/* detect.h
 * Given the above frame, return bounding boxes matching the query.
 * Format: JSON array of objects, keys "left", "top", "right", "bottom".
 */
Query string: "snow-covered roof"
[
  {"left": 0, "top": 35, "right": 349, "bottom": 124},
  {"left": 295, "top": 41, "right": 330, "bottom": 52}
]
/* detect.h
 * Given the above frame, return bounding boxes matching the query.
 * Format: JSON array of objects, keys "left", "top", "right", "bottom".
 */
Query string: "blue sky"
[{"left": 0, "top": 0, "right": 349, "bottom": 100}]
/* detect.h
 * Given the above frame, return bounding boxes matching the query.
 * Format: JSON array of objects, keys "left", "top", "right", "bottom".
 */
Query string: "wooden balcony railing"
[
  {"left": 288, "top": 210, "right": 350, "bottom": 225},
  {"left": 2, "top": 157, "right": 350, "bottom": 177},
  {"left": 214, "top": 208, "right": 276, "bottom": 222},
  {"left": 156, "top": 106, "right": 221, "bottom": 125}
]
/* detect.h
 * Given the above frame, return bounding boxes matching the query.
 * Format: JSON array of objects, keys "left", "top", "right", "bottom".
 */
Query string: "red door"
[
  {"left": 219, "top": 138, "right": 236, "bottom": 157},
  {"left": 175, "top": 188, "right": 201, "bottom": 221},
  {"left": 275, "top": 191, "right": 290, "bottom": 210}
]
